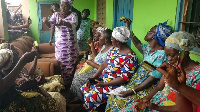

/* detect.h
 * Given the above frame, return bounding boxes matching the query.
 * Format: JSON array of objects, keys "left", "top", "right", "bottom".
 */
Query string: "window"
[{"left": 97, "top": 0, "right": 106, "bottom": 26}]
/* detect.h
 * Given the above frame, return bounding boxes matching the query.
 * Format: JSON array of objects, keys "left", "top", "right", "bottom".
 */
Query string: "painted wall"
[
  {"left": 29, "top": 0, "right": 96, "bottom": 43},
  {"left": 106, "top": 0, "right": 114, "bottom": 29},
  {"left": 0, "top": 0, "right": 9, "bottom": 40},
  {"left": 21, "top": 0, "right": 30, "bottom": 21}
]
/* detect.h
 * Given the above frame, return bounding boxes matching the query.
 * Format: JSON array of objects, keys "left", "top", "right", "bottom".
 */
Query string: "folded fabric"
[{"left": 78, "top": 64, "right": 93, "bottom": 75}]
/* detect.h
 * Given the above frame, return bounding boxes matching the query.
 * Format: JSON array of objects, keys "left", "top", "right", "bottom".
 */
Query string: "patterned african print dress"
[
  {"left": 77, "top": 18, "right": 92, "bottom": 51},
  {"left": 80, "top": 47, "right": 138, "bottom": 111},
  {"left": 49, "top": 12, "right": 78, "bottom": 85},
  {"left": 105, "top": 44, "right": 167, "bottom": 112},
  {"left": 121, "top": 64, "right": 200, "bottom": 112},
  {"left": 70, "top": 45, "right": 111, "bottom": 100}
]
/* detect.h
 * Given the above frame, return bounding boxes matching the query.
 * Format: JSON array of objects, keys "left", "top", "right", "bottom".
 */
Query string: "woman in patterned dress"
[
  {"left": 70, "top": 28, "right": 113, "bottom": 100},
  {"left": 80, "top": 26, "right": 138, "bottom": 111},
  {"left": 129, "top": 31, "right": 200, "bottom": 112},
  {"left": 105, "top": 19, "right": 173, "bottom": 112},
  {"left": 77, "top": 9, "right": 92, "bottom": 51},
  {"left": 43, "top": 0, "right": 78, "bottom": 85}
]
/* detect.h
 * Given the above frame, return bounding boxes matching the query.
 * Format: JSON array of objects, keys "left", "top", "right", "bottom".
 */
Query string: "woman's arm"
[
  {"left": 49, "top": 27, "right": 55, "bottom": 46},
  {"left": 175, "top": 85, "right": 200, "bottom": 106},
  {"left": 43, "top": 17, "right": 51, "bottom": 28},
  {"left": 92, "top": 60, "right": 107, "bottom": 79},
  {"left": 28, "top": 56, "right": 38, "bottom": 79},
  {"left": 175, "top": 92, "right": 193, "bottom": 112},
  {"left": 8, "top": 23, "right": 30, "bottom": 30},
  {"left": 0, "top": 51, "right": 37, "bottom": 95},
  {"left": 145, "top": 76, "right": 165, "bottom": 100},
  {"left": 124, "top": 18, "right": 142, "bottom": 53},
  {"left": 86, "top": 60, "right": 100, "bottom": 69},
  {"left": 97, "top": 77, "right": 126, "bottom": 86}
]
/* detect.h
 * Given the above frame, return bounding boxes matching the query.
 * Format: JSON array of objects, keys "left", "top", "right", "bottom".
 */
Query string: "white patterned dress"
[{"left": 49, "top": 12, "right": 78, "bottom": 85}]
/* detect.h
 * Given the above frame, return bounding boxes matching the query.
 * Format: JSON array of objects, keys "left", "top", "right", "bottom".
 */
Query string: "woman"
[
  {"left": 81, "top": 26, "right": 138, "bottom": 111},
  {"left": 157, "top": 63, "right": 200, "bottom": 112},
  {"left": 133, "top": 31, "right": 200, "bottom": 112},
  {"left": 70, "top": 28, "right": 113, "bottom": 100},
  {"left": 77, "top": 9, "right": 92, "bottom": 51},
  {"left": 0, "top": 47, "right": 58, "bottom": 111},
  {"left": 43, "top": 0, "right": 78, "bottom": 85},
  {"left": 105, "top": 20, "right": 173, "bottom": 112},
  {"left": 49, "top": 3, "right": 60, "bottom": 46}
]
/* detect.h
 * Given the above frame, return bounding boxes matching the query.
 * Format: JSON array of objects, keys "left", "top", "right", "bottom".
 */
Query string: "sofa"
[{"left": 10, "top": 36, "right": 60, "bottom": 77}]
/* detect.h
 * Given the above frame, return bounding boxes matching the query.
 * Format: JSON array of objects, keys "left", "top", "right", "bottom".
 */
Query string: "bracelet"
[{"left": 131, "top": 89, "right": 137, "bottom": 94}]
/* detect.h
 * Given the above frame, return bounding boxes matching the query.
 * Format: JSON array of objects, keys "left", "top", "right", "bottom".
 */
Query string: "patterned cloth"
[
  {"left": 154, "top": 20, "right": 173, "bottom": 47},
  {"left": 121, "top": 64, "right": 200, "bottom": 112},
  {"left": 49, "top": 12, "right": 78, "bottom": 85},
  {"left": 77, "top": 18, "right": 92, "bottom": 51},
  {"left": 105, "top": 44, "right": 167, "bottom": 112},
  {"left": 80, "top": 47, "right": 138, "bottom": 111},
  {"left": 0, "top": 49, "right": 13, "bottom": 70},
  {"left": 165, "top": 31, "right": 196, "bottom": 51},
  {"left": 70, "top": 45, "right": 110, "bottom": 100},
  {"left": 60, "top": 0, "right": 73, "bottom": 5}
]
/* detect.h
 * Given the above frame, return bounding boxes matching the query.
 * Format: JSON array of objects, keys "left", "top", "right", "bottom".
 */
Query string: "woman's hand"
[
  {"left": 95, "top": 80, "right": 105, "bottom": 86},
  {"left": 118, "top": 90, "right": 134, "bottom": 97},
  {"left": 21, "top": 51, "right": 38, "bottom": 64},
  {"left": 156, "top": 63, "right": 186, "bottom": 89},
  {"left": 124, "top": 18, "right": 132, "bottom": 28},
  {"left": 86, "top": 60, "right": 94, "bottom": 66},
  {"left": 42, "top": 17, "right": 48, "bottom": 23},
  {"left": 16, "top": 77, "right": 29, "bottom": 86},
  {"left": 134, "top": 99, "right": 155, "bottom": 112},
  {"left": 49, "top": 40, "right": 53, "bottom": 46}
]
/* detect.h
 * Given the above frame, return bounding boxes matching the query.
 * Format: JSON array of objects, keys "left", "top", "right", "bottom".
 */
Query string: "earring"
[{"left": 152, "top": 37, "right": 154, "bottom": 40}]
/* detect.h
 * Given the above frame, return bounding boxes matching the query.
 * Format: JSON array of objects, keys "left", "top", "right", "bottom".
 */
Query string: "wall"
[
  {"left": 131, "top": 0, "right": 178, "bottom": 62},
  {"left": 0, "top": 0, "right": 9, "bottom": 40},
  {"left": 21, "top": 0, "right": 30, "bottom": 21},
  {"left": 106, "top": 0, "right": 114, "bottom": 29},
  {"left": 29, "top": 0, "right": 96, "bottom": 43}
]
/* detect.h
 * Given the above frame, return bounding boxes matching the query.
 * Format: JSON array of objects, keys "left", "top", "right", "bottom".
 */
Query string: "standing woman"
[{"left": 43, "top": 0, "right": 78, "bottom": 85}]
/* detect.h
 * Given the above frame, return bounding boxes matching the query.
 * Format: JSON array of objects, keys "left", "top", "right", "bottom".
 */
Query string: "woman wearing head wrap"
[
  {"left": 80, "top": 26, "right": 138, "bottom": 111},
  {"left": 43, "top": 0, "right": 78, "bottom": 85},
  {"left": 105, "top": 19, "right": 173, "bottom": 112},
  {"left": 133, "top": 31, "right": 200, "bottom": 112},
  {"left": 70, "top": 28, "right": 113, "bottom": 101},
  {"left": 0, "top": 47, "right": 58, "bottom": 112},
  {"left": 77, "top": 9, "right": 92, "bottom": 51}
]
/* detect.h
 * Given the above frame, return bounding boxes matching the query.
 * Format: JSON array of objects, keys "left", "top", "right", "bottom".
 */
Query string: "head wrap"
[
  {"left": 165, "top": 31, "right": 195, "bottom": 51},
  {"left": 154, "top": 20, "right": 173, "bottom": 47},
  {"left": 112, "top": 26, "right": 130, "bottom": 43},
  {"left": 61, "top": 0, "right": 74, "bottom": 5},
  {"left": 0, "top": 43, "right": 11, "bottom": 49},
  {"left": 0, "top": 49, "right": 13, "bottom": 70},
  {"left": 96, "top": 27, "right": 108, "bottom": 33}
]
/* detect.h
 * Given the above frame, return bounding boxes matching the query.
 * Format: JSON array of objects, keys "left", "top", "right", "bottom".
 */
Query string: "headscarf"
[
  {"left": 165, "top": 31, "right": 195, "bottom": 51},
  {"left": 0, "top": 49, "right": 13, "bottom": 70},
  {"left": 112, "top": 26, "right": 130, "bottom": 43},
  {"left": 96, "top": 27, "right": 108, "bottom": 34},
  {"left": 154, "top": 20, "right": 173, "bottom": 47},
  {"left": 61, "top": 0, "right": 74, "bottom": 5}
]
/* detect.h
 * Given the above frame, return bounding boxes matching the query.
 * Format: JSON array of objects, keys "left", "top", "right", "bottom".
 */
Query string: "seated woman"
[
  {"left": 0, "top": 47, "right": 57, "bottom": 111},
  {"left": 105, "top": 19, "right": 173, "bottom": 112},
  {"left": 70, "top": 28, "right": 113, "bottom": 100},
  {"left": 81, "top": 26, "right": 138, "bottom": 111},
  {"left": 132, "top": 31, "right": 200, "bottom": 112}
]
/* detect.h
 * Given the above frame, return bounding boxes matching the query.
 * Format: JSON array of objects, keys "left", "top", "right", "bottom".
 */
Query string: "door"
[
  {"left": 38, "top": 1, "right": 59, "bottom": 43},
  {"left": 113, "top": 0, "right": 134, "bottom": 46}
]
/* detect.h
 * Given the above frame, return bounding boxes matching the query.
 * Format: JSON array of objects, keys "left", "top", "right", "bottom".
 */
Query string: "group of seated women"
[
  {"left": 69, "top": 17, "right": 200, "bottom": 112},
  {"left": 1, "top": 16, "right": 200, "bottom": 112}
]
